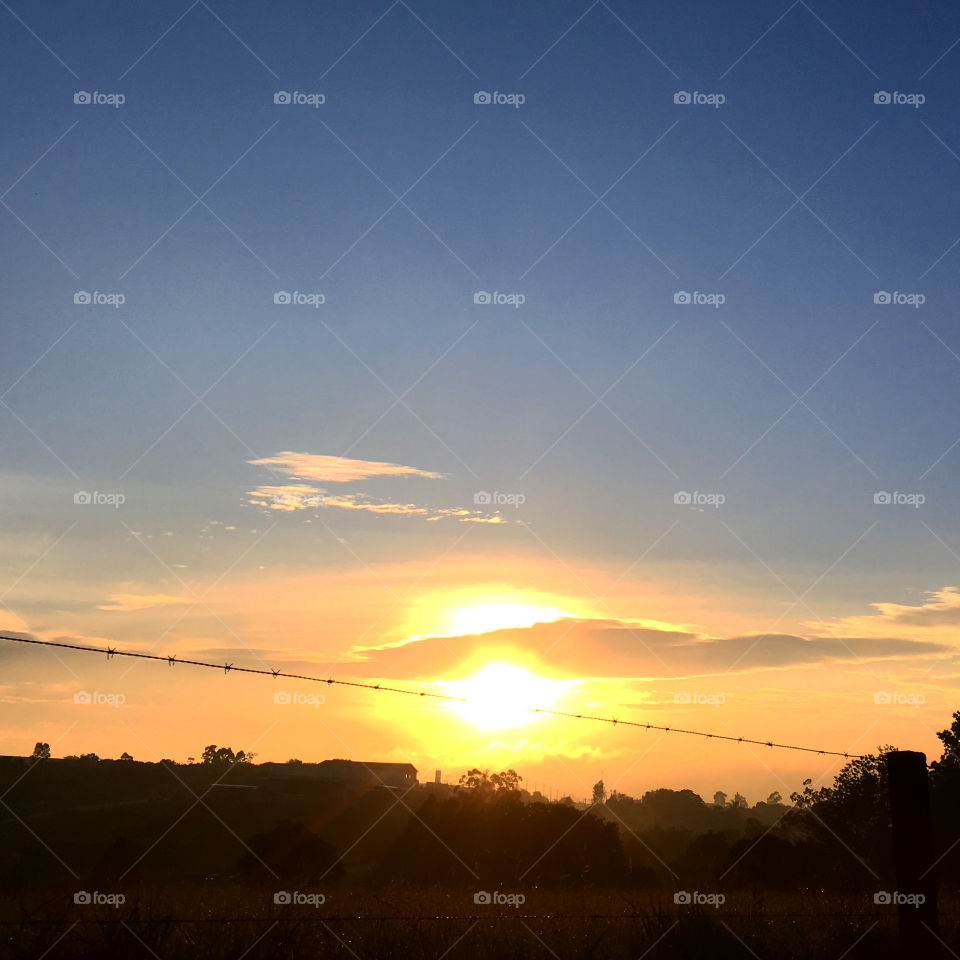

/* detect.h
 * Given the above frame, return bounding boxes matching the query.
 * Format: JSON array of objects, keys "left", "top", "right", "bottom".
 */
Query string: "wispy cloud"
[
  {"left": 813, "top": 586, "right": 960, "bottom": 638},
  {"left": 246, "top": 451, "right": 507, "bottom": 523},
  {"left": 248, "top": 452, "right": 444, "bottom": 483},
  {"left": 247, "top": 486, "right": 505, "bottom": 523},
  {"left": 98, "top": 593, "right": 193, "bottom": 612}
]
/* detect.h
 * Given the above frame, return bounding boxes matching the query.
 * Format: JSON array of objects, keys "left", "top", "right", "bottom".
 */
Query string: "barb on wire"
[{"left": 0, "top": 634, "right": 868, "bottom": 759}]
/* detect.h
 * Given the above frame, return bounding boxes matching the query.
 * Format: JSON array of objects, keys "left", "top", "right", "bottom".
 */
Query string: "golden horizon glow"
[
  {"left": 400, "top": 590, "right": 590, "bottom": 645},
  {"left": 444, "top": 602, "right": 576, "bottom": 637},
  {"left": 446, "top": 661, "right": 570, "bottom": 729}
]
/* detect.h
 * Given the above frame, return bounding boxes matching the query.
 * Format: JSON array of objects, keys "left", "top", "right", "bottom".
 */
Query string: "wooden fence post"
[{"left": 886, "top": 750, "right": 941, "bottom": 958}]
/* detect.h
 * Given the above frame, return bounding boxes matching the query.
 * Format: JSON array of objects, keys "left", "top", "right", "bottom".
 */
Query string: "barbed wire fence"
[
  {"left": 0, "top": 634, "right": 869, "bottom": 759},
  {"left": 4, "top": 633, "right": 949, "bottom": 950}
]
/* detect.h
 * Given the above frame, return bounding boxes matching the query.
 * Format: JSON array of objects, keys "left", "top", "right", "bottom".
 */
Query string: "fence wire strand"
[{"left": 0, "top": 634, "right": 868, "bottom": 759}]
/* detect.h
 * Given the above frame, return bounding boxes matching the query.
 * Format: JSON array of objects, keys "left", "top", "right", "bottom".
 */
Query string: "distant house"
[{"left": 257, "top": 759, "right": 417, "bottom": 790}]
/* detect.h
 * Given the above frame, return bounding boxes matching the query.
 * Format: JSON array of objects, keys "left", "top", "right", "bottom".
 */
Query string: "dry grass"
[{"left": 1, "top": 886, "right": 940, "bottom": 959}]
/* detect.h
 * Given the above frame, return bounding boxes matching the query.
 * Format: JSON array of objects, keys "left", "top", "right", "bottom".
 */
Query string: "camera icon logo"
[
  {"left": 74, "top": 291, "right": 91, "bottom": 305},
  {"left": 474, "top": 891, "right": 492, "bottom": 904},
  {"left": 873, "top": 291, "right": 891, "bottom": 304},
  {"left": 874, "top": 891, "right": 892, "bottom": 904},
  {"left": 474, "top": 491, "right": 492, "bottom": 505},
  {"left": 74, "top": 91, "right": 91, "bottom": 105},
  {"left": 473, "top": 291, "right": 491, "bottom": 305},
  {"left": 274, "top": 891, "right": 292, "bottom": 904},
  {"left": 74, "top": 891, "right": 92, "bottom": 904},
  {"left": 673, "top": 491, "right": 692, "bottom": 505},
  {"left": 673, "top": 291, "right": 691, "bottom": 304},
  {"left": 874, "top": 91, "right": 891, "bottom": 105},
  {"left": 273, "top": 690, "right": 291, "bottom": 705},
  {"left": 74, "top": 691, "right": 92, "bottom": 705},
  {"left": 874, "top": 691, "right": 892, "bottom": 705},
  {"left": 74, "top": 491, "right": 92, "bottom": 505},
  {"left": 274, "top": 291, "right": 291, "bottom": 305},
  {"left": 274, "top": 91, "right": 291, "bottom": 104},
  {"left": 473, "top": 91, "right": 491, "bottom": 104},
  {"left": 674, "top": 891, "right": 692, "bottom": 904},
  {"left": 673, "top": 691, "right": 691, "bottom": 704},
  {"left": 874, "top": 491, "right": 891, "bottom": 505},
  {"left": 674, "top": 91, "right": 691, "bottom": 104}
]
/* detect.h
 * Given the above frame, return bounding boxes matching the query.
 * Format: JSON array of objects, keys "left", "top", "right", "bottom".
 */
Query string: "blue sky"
[{"left": 3, "top": 0, "right": 960, "bottom": 794}]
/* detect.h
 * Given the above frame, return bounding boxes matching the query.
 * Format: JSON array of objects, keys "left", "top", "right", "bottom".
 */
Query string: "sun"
[
  {"left": 444, "top": 602, "right": 573, "bottom": 636},
  {"left": 446, "top": 661, "right": 568, "bottom": 729}
]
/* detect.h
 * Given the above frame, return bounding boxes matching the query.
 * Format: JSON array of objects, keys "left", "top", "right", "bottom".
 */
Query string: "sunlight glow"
[
  {"left": 447, "top": 661, "right": 568, "bottom": 729},
  {"left": 444, "top": 602, "right": 573, "bottom": 637},
  {"left": 400, "top": 590, "right": 589, "bottom": 644}
]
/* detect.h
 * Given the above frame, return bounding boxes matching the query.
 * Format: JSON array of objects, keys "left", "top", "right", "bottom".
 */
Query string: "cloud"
[
  {"left": 246, "top": 450, "right": 497, "bottom": 521},
  {"left": 246, "top": 474, "right": 509, "bottom": 523},
  {"left": 347, "top": 617, "right": 949, "bottom": 682},
  {"left": 247, "top": 484, "right": 326, "bottom": 512},
  {"left": 98, "top": 594, "right": 193, "bottom": 612},
  {"left": 813, "top": 587, "right": 960, "bottom": 638},
  {"left": 320, "top": 494, "right": 506, "bottom": 522},
  {"left": 248, "top": 452, "right": 444, "bottom": 483}
]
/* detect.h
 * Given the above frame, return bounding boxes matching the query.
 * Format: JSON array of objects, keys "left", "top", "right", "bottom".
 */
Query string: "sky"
[{"left": 2, "top": 0, "right": 960, "bottom": 801}]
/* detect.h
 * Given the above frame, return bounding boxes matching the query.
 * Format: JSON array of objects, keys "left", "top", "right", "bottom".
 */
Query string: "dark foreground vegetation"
[{"left": 6, "top": 712, "right": 960, "bottom": 957}]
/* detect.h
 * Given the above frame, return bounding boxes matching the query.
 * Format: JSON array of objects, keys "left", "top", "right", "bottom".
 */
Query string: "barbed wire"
[
  {"left": 1, "top": 634, "right": 869, "bottom": 759},
  {"left": 0, "top": 913, "right": 915, "bottom": 925}
]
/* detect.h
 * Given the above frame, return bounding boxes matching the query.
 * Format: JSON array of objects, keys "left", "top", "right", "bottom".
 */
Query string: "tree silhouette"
[
  {"left": 592, "top": 779, "right": 606, "bottom": 805},
  {"left": 200, "top": 744, "right": 255, "bottom": 766},
  {"left": 456, "top": 768, "right": 522, "bottom": 794},
  {"left": 31, "top": 742, "right": 50, "bottom": 759}
]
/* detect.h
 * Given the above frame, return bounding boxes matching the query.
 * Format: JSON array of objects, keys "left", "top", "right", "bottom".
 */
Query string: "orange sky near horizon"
[{"left": 1, "top": 543, "right": 956, "bottom": 802}]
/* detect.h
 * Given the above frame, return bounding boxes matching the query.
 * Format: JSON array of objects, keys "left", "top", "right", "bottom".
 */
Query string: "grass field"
[{"left": 1, "top": 887, "right": 946, "bottom": 959}]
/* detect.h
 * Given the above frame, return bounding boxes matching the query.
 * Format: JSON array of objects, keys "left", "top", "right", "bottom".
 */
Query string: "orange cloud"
[{"left": 248, "top": 452, "right": 444, "bottom": 483}]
